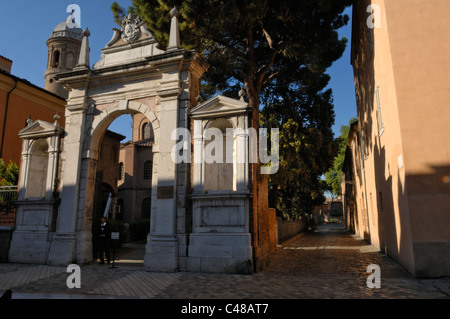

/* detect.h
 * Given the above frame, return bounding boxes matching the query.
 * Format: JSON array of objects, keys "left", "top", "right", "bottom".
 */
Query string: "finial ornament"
[
  {"left": 82, "top": 28, "right": 90, "bottom": 37},
  {"left": 170, "top": 7, "right": 180, "bottom": 18},
  {"left": 75, "top": 28, "right": 91, "bottom": 69},
  {"left": 239, "top": 87, "right": 246, "bottom": 101},
  {"left": 53, "top": 113, "right": 61, "bottom": 126},
  {"left": 167, "top": 7, "right": 181, "bottom": 50}
]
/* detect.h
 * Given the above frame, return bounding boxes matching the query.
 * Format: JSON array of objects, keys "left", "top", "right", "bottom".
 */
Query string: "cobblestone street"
[{"left": 1, "top": 223, "right": 449, "bottom": 300}]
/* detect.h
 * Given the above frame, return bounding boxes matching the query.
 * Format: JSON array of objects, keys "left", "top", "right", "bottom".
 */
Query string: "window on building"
[
  {"left": 142, "top": 122, "right": 151, "bottom": 140},
  {"left": 144, "top": 160, "right": 152, "bottom": 180},
  {"left": 142, "top": 198, "right": 151, "bottom": 219},
  {"left": 376, "top": 86, "right": 385, "bottom": 136},
  {"left": 53, "top": 50, "right": 60, "bottom": 68},
  {"left": 359, "top": 127, "right": 367, "bottom": 160},
  {"left": 369, "top": 192, "right": 375, "bottom": 226},
  {"left": 119, "top": 162, "right": 124, "bottom": 180}
]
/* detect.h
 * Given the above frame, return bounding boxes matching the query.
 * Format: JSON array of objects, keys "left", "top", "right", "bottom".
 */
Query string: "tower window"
[{"left": 53, "top": 50, "right": 60, "bottom": 68}]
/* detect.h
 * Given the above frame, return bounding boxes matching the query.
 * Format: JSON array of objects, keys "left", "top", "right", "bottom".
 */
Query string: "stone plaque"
[{"left": 157, "top": 186, "right": 174, "bottom": 199}]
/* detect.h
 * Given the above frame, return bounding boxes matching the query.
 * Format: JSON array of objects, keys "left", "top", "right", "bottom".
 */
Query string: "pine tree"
[{"left": 112, "top": 0, "right": 352, "bottom": 219}]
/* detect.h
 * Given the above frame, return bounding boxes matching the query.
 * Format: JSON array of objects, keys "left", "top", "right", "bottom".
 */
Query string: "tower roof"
[{"left": 49, "top": 18, "right": 82, "bottom": 41}]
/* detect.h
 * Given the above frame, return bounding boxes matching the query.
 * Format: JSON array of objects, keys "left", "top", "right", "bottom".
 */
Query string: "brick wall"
[{"left": 277, "top": 218, "right": 307, "bottom": 244}]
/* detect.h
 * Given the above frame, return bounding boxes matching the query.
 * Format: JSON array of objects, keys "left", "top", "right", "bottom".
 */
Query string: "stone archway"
[
  {"left": 79, "top": 100, "right": 159, "bottom": 265},
  {"left": 45, "top": 11, "right": 209, "bottom": 269},
  {"left": 89, "top": 100, "right": 160, "bottom": 155}
]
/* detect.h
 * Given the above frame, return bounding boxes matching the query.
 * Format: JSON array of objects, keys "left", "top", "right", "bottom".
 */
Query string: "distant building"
[
  {"left": 93, "top": 130, "right": 125, "bottom": 222},
  {"left": 342, "top": 0, "right": 450, "bottom": 277},
  {"left": 117, "top": 113, "right": 154, "bottom": 222}
]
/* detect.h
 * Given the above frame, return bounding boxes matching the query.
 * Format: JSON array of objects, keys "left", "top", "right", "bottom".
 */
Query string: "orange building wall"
[
  {"left": 0, "top": 74, "right": 66, "bottom": 166},
  {"left": 349, "top": 0, "right": 450, "bottom": 277}
]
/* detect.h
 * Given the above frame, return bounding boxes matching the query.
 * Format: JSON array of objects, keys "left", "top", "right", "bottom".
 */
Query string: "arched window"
[
  {"left": 53, "top": 50, "right": 60, "bottom": 68},
  {"left": 119, "top": 162, "right": 124, "bottom": 180},
  {"left": 144, "top": 160, "right": 152, "bottom": 180},
  {"left": 141, "top": 198, "right": 151, "bottom": 219},
  {"left": 142, "top": 122, "right": 151, "bottom": 140}
]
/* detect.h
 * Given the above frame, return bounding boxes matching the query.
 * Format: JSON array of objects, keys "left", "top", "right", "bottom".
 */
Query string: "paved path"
[{"left": 1, "top": 223, "right": 449, "bottom": 300}]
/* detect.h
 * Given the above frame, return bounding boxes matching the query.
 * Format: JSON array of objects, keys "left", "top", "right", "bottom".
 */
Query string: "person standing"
[{"left": 98, "top": 217, "right": 111, "bottom": 264}]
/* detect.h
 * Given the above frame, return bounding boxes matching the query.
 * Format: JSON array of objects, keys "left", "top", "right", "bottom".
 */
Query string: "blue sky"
[{"left": 0, "top": 1, "right": 356, "bottom": 141}]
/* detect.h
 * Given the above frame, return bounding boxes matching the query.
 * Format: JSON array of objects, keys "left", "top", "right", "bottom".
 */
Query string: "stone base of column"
[
  {"left": 8, "top": 230, "right": 51, "bottom": 264},
  {"left": 8, "top": 199, "right": 58, "bottom": 264},
  {"left": 47, "top": 233, "right": 77, "bottom": 266},
  {"left": 144, "top": 235, "right": 179, "bottom": 272},
  {"left": 75, "top": 230, "right": 93, "bottom": 264},
  {"left": 187, "top": 233, "right": 253, "bottom": 274}
]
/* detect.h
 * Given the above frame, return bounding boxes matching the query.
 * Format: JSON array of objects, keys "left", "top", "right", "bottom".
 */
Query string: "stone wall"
[{"left": 277, "top": 218, "right": 307, "bottom": 244}]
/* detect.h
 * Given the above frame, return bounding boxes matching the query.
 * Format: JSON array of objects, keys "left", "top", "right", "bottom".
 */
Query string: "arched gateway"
[{"left": 9, "top": 11, "right": 276, "bottom": 273}]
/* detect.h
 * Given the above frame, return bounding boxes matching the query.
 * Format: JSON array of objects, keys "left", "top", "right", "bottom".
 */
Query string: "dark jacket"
[{"left": 98, "top": 222, "right": 111, "bottom": 241}]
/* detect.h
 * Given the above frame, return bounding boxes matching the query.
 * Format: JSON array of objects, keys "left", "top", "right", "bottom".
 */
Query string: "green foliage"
[
  {"left": 260, "top": 65, "right": 340, "bottom": 219},
  {"left": 129, "top": 219, "right": 150, "bottom": 242},
  {"left": 113, "top": 0, "right": 353, "bottom": 219},
  {"left": 112, "top": 0, "right": 351, "bottom": 103},
  {"left": 0, "top": 159, "right": 19, "bottom": 186},
  {"left": 324, "top": 118, "right": 357, "bottom": 196}
]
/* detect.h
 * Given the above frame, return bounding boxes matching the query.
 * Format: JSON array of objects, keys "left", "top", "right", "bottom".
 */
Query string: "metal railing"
[{"left": 0, "top": 185, "right": 18, "bottom": 226}]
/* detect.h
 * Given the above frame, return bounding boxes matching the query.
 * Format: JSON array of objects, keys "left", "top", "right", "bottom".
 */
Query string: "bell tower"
[{"left": 44, "top": 13, "right": 83, "bottom": 99}]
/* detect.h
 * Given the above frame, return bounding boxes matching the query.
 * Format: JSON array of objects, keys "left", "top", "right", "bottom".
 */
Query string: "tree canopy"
[
  {"left": 324, "top": 118, "right": 357, "bottom": 197},
  {"left": 113, "top": 0, "right": 350, "bottom": 106},
  {"left": 0, "top": 159, "right": 19, "bottom": 186},
  {"left": 112, "top": 0, "right": 352, "bottom": 219}
]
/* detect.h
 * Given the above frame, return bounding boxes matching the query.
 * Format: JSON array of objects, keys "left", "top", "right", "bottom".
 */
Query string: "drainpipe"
[{"left": 0, "top": 79, "right": 18, "bottom": 158}]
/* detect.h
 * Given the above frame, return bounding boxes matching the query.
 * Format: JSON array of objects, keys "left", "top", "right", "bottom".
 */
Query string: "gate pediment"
[
  {"left": 19, "top": 119, "right": 63, "bottom": 139},
  {"left": 190, "top": 95, "right": 249, "bottom": 119}
]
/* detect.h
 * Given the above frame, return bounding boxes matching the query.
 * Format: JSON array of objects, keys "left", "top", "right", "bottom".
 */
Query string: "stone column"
[
  {"left": 45, "top": 129, "right": 61, "bottom": 200},
  {"left": 144, "top": 63, "right": 182, "bottom": 272},
  {"left": 48, "top": 102, "right": 88, "bottom": 265},
  {"left": 192, "top": 119, "right": 204, "bottom": 193},
  {"left": 235, "top": 115, "right": 249, "bottom": 193},
  {"left": 17, "top": 139, "right": 31, "bottom": 200}
]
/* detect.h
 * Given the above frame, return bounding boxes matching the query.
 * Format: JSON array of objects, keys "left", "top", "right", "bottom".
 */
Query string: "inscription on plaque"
[{"left": 157, "top": 186, "right": 174, "bottom": 199}]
